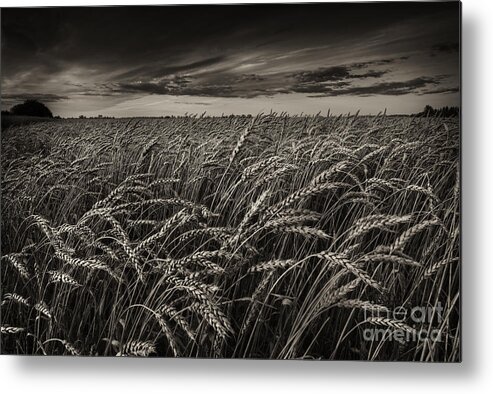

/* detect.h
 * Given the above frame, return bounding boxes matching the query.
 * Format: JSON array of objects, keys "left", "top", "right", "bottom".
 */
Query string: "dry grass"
[{"left": 0, "top": 113, "right": 460, "bottom": 360}]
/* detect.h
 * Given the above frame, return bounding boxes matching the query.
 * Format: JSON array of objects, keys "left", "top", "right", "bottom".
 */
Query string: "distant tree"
[
  {"left": 10, "top": 100, "right": 53, "bottom": 118},
  {"left": 417, "top": 105, "right": 459, "bottom": 118},
  {"left": 423, "top": 105, "right": 435, "bottom": 117},
  {"left": 79, "top": 115, "right": 86, "bottom": 119}
]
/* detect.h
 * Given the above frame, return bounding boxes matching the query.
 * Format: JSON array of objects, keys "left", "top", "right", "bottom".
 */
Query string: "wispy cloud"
[
  {"left": 1, "top": 3, "right": 460, "bottom": 115},
  {"left": 2, "top": 93, "right": 69, "bottom": 102},
  {"left": 308, "top": 77, "right": 443, "bottom": 97},
  {"left": 431, "top": 42, "right": 459, "bottom": 53},
  {"left": 95, "top": 57, "right": 449, "bottom": 99}
]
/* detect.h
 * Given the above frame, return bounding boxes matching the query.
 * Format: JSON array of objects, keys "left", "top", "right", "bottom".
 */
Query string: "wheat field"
[{"left": 0, "top": 113, "right": 460, "bottom": 360}]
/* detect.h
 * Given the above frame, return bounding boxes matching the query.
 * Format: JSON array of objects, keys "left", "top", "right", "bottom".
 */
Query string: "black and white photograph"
[{"left": 1, "top": 2, "right": 460, "bottom": 361}]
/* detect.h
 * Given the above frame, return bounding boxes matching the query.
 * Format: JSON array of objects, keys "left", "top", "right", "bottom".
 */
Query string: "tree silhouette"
[
  {"left": 423, "top": 105, "right": 435, "bottom": 116},
  {"left": 417, "top": 105, "right": 459, "bottom": 117},
  {"left": 10, "top": 100, "right": 53, "bottom": 118}
]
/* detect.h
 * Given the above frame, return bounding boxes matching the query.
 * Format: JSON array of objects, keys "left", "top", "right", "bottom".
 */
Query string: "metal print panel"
[{"left": 0, "top": 2, "right": 461, "bottom": 360}]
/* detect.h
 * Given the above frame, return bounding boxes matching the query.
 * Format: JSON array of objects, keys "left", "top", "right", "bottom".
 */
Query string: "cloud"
[
  {"left": 2, "top": 57, "right": 452, "bottom": 103},
  {"left": 2, "top": 93, "right": 69, "bottom": 102},
  {"left": 115, "top": 56, "right": 227, "bottom": 80},
  {"left": 431, "top": 42, "right": 459, "bottom": 53},
  {"left": 103, "top": 57, "right": 406, "bottom": 99},
  {"left": 418, "top": 86, "right": 459, "bottom": 95},
  {"left": 113, "top": 75, "right": 242, "bottom": 98},
  {"left": 307, "top": 77, "right": 444, "bottom": 97},
  {"left": 292, "top": 59, "right": 395, "bottom": 84},
  {"left": 335, "top": 77, "right": 440, "bottom": 96},
  {"left": 116, "top": 74, "right": 192, "bottom": 95},
  {"left": 102, "top": 59, "right": 449, "bottom": 99},
  {"left": 295, "top": 66, "right": 352, "bottom": 82},
  {"left": 287, "top": 59, "right": 411, "bottom": 96}
]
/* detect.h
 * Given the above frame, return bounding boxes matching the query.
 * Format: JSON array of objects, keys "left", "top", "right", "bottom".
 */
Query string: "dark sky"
[{"left": 1, "top": 3, "right": 460, "bottom": 117}]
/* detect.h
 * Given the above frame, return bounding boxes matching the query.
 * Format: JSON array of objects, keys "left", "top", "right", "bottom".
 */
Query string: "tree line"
[{"left": 416, "top": 105, "right": 459, "bottom": 117}]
